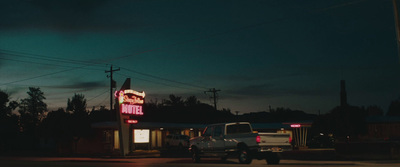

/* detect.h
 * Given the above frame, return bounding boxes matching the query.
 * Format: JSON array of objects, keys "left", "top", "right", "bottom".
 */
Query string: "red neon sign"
[
  {"left": 121, "top": 104, "right": 143, "bottom": 115},
  {"left": 123, "top": 95, "right": 143, "bottom": 105},
  {"left": 115, "top": 90, "right": 145, "bottom": 105},
  {"left": 115, "top": 89, "right": 145, "bottom": 116},
  {"left": 124, "top": 119, "right": 138, "bottom": 124},
  {"left": 290, "top": 124, "right": 301, "bottom": 128}
]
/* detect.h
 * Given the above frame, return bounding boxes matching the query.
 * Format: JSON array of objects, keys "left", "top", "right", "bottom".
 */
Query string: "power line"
[
  {"left": 87, "top": 89, "right": 109, "bottom": 102},
  {"left": 0, "top": 49, "right": 207, "bottom": 94},
  {"left": 0, "top": 49, "right": 105, "bottom": 67},
  {"left": 0, "top": 68, "right": 77, "bottom": 86},
  {"left": 0, "top": 0, "right": 365, "bottom": 88},
  {"left": 115, "top": 73, "right": 202, "bottom": 92},
  {"left": 1, "top": 49, "right": 207, "bottom": 91},
  {"left": 0, "top": 56, "right": 104, "bottom": 71},
  {"left": 0, "top": 50, "right": 108, "bottom": 86},
  {"left": 94, "top": 93, "right": 110, "bottom": 108},
  {"left": 119, "top": 66, "right": 207, "bottom": 90},
  {"left": 1, "top": 49, "right": 206, "bottom": 90}
]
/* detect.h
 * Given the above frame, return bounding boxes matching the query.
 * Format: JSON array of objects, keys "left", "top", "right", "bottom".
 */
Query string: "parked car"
[
  {"left": 165, "top": 134, "right": 190, "bottom": 149},
  {"left": 308, "top": 134, "right": 335, "bottom": 148},
  {"left": 189, "top": 122, "right": 292, "bottom": 164}
]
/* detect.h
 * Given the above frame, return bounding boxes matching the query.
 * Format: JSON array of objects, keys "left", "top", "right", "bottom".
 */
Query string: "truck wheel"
[
  {"left": 266, "top": 152, "right": 280, "bottom": 165},
  {"left": 191, "top": 147, "right": 200, "bottom": 163},
  {"left": 238, "top": 149, "right": 252, "bottom": 164}
]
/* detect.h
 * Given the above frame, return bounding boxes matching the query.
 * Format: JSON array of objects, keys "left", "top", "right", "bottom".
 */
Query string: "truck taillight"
[{"left": 256, "top": 135, "right": 261, "bottom": 143}]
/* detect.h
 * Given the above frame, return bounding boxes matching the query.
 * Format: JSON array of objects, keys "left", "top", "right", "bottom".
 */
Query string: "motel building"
[
  {"left": 75, "top": 122, "right": 307, "bottom": 155},
  {"left": 66, "top": 80, "right": 311, "bottom": 155},
  {"left": 88, "top": 121, "right": 205, "bottom": 153},
  {"left": 70, "top": 121, "right": 311, "bottom": 155}
]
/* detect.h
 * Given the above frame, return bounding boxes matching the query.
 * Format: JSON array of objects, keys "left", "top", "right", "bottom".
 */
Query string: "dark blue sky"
[{"left": 1, "top": 0, "right": 400, "bottom": 114}]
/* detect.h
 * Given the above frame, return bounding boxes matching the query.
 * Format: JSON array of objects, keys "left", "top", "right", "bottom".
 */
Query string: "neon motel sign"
[
  {"left": 115, "top": 89, "right": 145, "bottom": 123},
  {"left": 290, "top": 124, "right": 301, "bottom": 128}
]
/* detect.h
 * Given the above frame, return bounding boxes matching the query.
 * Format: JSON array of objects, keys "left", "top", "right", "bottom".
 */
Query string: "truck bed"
[{"left": 258, "top": 133, "right": 292, "bottom": 152}]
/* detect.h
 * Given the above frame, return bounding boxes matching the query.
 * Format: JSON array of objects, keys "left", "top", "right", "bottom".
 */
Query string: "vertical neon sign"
[{"left": 115, "top": 89, "right": 145, "bottom": 123}]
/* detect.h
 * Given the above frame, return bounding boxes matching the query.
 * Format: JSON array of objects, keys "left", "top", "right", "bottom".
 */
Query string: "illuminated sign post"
[
  {"left": 290, "top": 124, "right": 301, "bottom": 128},
  {"left": 115, "top": 78, "right": 147, "bottom": 156},
  {"left": 115, "top": 89, "right": 145, "bottom": 124}
]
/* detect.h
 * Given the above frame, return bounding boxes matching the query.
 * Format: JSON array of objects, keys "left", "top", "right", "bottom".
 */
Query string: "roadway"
[{"left": 1, "top": 157, "right": 400, "bottom": 167}]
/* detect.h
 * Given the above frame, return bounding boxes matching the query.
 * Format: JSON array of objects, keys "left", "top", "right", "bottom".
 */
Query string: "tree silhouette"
[
  {"left": 164, "top": 94, "right": 184, "bottom": 107},
  {"left": 387, "top": 99, "right": 400, "bottom": 116},
  {"left": 67, "top": 93, "right": 87, "bottom": 115},
  {"left": 366, "top": 105, "right": 384, "bottom": 116},
  {"left": 18, "top": 87, "right": 47, "bottom": 125},
  {"left": 40, "top": 108, "right": 72, "bottom": 141},
  {"left": 270, "top": 107, "right": 313, "bottom": 122},
  {"left": 17, "top": 87, "right": 47, "bottom": 149},
  {"left": 89, "top": 106, "right": 116, "bottom": 123},
  {"left": 0, "top": 90, "right": 18, "bottom": 118},
  {"left": 140, "top": 94, "right": 234, "bottom": 123},
  {"left": 0, "top": 90, "right": 19, "bottom": 151},
  {"left": 312, "top": 105, "right": 367, "bottom": 141},
  {"left": 185, "top": 96, "right": 200, "bottom": 107},
  {"left": 66, "top": 94, "right": 91, "bottom": 153}
]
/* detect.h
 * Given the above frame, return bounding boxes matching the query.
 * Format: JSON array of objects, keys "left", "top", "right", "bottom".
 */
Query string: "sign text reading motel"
[{"left": 115, "top": 89, "right": 145, "bottom": 116}]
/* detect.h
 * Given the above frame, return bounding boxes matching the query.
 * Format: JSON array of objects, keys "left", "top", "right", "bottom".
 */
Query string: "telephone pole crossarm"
[
  {"left": 105, "top": 65, "right": 120, "bottom": 111},
  {"left": 205, "top": 88, "right": 221, "bottom": 110}
]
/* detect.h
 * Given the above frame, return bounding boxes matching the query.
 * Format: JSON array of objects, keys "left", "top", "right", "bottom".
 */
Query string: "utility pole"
[
  {"left": 204, "top": 88, "right": 221, "bottom": 110},
  {"left": 105, "top": 65, "right": 120, "bottom": 111},
  {"left": 393, "top": 0, "right": 400, "bottom": 62}
]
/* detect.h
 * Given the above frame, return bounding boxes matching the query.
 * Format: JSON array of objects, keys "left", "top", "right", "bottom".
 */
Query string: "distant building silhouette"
[{"left": 340, "top": 80, "right": 347, "bottom": 106}]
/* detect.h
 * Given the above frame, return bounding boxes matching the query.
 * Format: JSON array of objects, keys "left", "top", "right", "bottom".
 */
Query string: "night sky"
[{"left": 1, "top": 0, "right": 400, "bottom": 114}]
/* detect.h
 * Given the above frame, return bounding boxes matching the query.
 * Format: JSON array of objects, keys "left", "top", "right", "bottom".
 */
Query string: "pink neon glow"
[
  {"left": 125, "top": 119, "right": 138, "bottom": 124},
  {"left": 123, "top": 95, "right": 144, "bottom": 104},
  {"left": 290, "top": 124, "right": 301, "bottom": 128},
  {"left": 124, "top": 90, "right": 145, "bottom": 98},
  {"left": 121, "top": 104, "right": 143, "bottom": 115},
  {"left": 118, "top": 91, "right": 124, "bottom": 104},
  {"left": 115, "top": 90, "right": 145, "bottom": 105}
]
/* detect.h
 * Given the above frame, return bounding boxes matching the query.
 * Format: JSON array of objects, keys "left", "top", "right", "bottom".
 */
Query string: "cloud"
[
  {"left": 0, "top": 52, "right": 4, "bottom": 68},
  {"left": 48, "top": 80, "right": 106, "bottom": 91},
  {"left": 3, "top": 86, "right": 26, "bottom": 98},
  {"left": 224, "top": 83, "right": 274, "bottom": 98},
  {"left": 0, "top": 0, "right": 114, "bottom": 32},
  {"left": 223, "top": 82, "right": 335, "bottom": 101}
]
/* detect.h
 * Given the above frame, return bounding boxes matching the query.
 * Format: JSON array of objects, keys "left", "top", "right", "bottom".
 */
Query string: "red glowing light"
[
  {"left": 116, "top": 89, "right": 145, "bottom": 116},
  {"left": 115, "top": 90, "right": 145, "bottom": 104},
  {"left": 123, "top": 95, "right": 143, "bottom": 105},
  {"left": 121, "top": 104, "right": 143, "bottom": 115},
  {"left": 124, "top": 89, "right": 145, "bottom": 98},
  {"left": 256, "top": 135, "right": 261, "bottom": 143},
  {"left": 124, "top": 119, "right": 138, "bottom": 124},
  {"left": 290, "top": 124, "right": 301, "bottom": 128}
]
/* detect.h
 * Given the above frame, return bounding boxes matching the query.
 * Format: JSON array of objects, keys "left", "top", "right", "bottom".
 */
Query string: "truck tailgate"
[{"left": 258, "top": 133, "right": 291, "bottom": 147}]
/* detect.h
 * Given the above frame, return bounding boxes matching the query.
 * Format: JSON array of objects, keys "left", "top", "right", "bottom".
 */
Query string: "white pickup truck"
[{"left": 189, "top": 122, "right": 291, "bottom": 164}]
